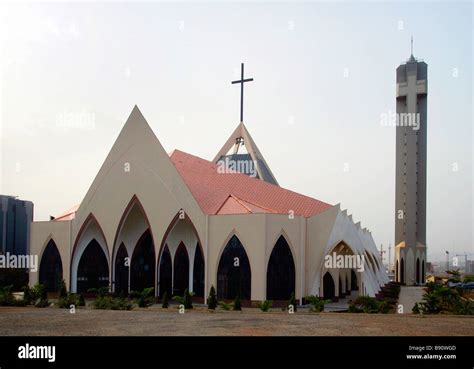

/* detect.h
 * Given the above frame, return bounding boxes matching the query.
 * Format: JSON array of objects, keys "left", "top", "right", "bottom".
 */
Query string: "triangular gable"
[{"left": 213, "top": 122, "right": 279, "bottom": 186}]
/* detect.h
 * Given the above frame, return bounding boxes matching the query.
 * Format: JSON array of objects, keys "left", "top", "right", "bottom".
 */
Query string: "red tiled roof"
[{"left": 170, "top": 150, "right": 332, "bottom": 217}]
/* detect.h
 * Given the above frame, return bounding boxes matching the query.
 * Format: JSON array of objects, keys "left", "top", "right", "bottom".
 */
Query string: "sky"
[{"left": 0, "top": 1, "right": 472, "bottom": 263}]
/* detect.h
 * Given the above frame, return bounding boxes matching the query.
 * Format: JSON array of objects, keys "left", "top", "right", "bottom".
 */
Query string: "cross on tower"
[{"left": 232, "top": 63, "right": 254, "bottom": 123}]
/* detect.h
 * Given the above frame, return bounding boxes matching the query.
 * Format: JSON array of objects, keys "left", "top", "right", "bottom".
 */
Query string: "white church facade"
[{"left": 29, "top": 106, "right": 388, "bottom": 304}]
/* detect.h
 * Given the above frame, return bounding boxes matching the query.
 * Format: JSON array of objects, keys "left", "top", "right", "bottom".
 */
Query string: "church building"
[{"left": 29, "top": 104, "right": 388, "bottom": 304}]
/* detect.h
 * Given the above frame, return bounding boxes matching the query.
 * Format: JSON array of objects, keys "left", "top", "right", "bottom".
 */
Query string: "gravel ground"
[{"left": 0, "top": 306, "right": 473, "bottom": 336}]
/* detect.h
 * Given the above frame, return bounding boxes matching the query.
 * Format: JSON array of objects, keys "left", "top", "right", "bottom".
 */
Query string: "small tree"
[
  {"left": 184, "top": 289, "right": 193, "bottom": 309},
  {"left": 162, "top": 292, "right": 169, "bottom": 309},
  {"left": 207, "top": 285, "right": 217, "bottom": 310},
  {"left": 78, "top": 294, "right": 86, "bottom": 307},
  {"left": 288, "top": 292, "right": 297, "bottom": 312},
  {"left": 58, "top": 279, "right": 67, "bottom": 299},
  {"left": 233, "top": 295, "right": 241, "bottom": 311}
]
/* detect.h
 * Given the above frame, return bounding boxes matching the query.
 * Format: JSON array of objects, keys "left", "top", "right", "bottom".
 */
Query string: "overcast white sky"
[{"left": 0, "top": 1, "right": 472, "bottom": 263}]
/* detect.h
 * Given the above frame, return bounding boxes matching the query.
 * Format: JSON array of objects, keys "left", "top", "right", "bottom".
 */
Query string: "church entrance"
[
  {"left": 400, "top": 258, "right": 405, "bottom": 284},
  {"left": 130, "top": 229, "right": 155, "bottom": 292},
  {"left": 77, "top": 239, "right": 109, "bottom": 293},
  {"left": 39, "top": 239, "right": 63, "bottom": 292},
  {"left": 416, "top": 258, "right": 420, "bottom": 284},
  {"left": 351, "top": 270, "right": 358, "bottom": 291},
  {"left": 173, "top": 242, "right": 189, "bottom": 296},
  {"left": 114, "top": 243, "right": 129, "bottom": 295},
  {"left": 158, "top": 245, "right": 172, "bottom": 297},
  {"left": 217, "top": 235, "right": 251, "bottom": 301},
  {"left": 266, "top": 236, "right": 295, "bottom": 301},
  {"left": 193, "top": 244, "right": 205, "bottom": 298},
  {"left": 323, "top": 272, "right": 335, "bottom": 301}
]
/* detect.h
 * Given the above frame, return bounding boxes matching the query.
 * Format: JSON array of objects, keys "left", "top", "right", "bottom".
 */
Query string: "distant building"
[{"left": 0, "top": 195, "right": 34, "bottom": 255}]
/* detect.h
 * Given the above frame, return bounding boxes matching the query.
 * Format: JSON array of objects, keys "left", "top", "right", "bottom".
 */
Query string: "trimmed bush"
[
  {"left": 305, "top": 295, "right": 331, "bottom": 312},
  {"left": 233, "top": 295, "right": 241, "bottom": 311},
  {"left": 288, "top": 292, "right": 297, "bottom": 312},
  {"left": 58, "top": 279, "right": 67, "bottom": 299},
  {"left": 162, "top": 292, "right": 169, "bottom": 309},
  {"left": 257, "top": 300, "right": 273, "bottom": 312},
  {"left": 218, "top": 301, "right": 232, "bottom": 311},
  {"left": 207, "top": 285, "right": 217, "bottom": 310}
]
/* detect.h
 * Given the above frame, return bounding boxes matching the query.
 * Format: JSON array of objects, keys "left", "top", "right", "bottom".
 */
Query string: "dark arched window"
[
  {"left": 217, "top": 235, "right": 251, "bottom": 300},
  {"left": 266, "top": 236, "right": 295, "bottom": 301},
  {"left": 323, "top": 272, "right": 335, "bottom": 300},
  {"left": 39, "top": 239, "right": 63, "bottom": 292},
  {"left": 193, "top": 244, "right": 205, "bottom": 298},
  {"left": 114, "top": 243, "right": 128, "bottom": 295},
  {"left": 130, "top": 229, "right": 155, "bottom": 292},
  {"left": 351, "top": 270, "right": 358, "bottom": 291},
  {"left": 77, "top": 239, "right": 109, "bottom": 293},
  {"left": 173, "top": 242, "right": 189, "bottom": 296},
  {"left": 158, "top": 245, "right": 172, "bottom": 297}
]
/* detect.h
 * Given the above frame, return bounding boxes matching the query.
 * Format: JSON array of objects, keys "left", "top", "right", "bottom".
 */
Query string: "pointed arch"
[
  {"left": 39, "top": 239, "right": 63, "bottom": 292},
  {"left": 114, "top": 243, "right": 129, "bottom": 295},
  {"left": 77, "top": 239, "right": 109, "bottom": 293},
  {"left": 71, "top": 214, "right": 110, "bottom": 293},
  {"left": 130, "top": 229, "right": 155, "bottom": 292},
  {"left": 217, "top": 234, "right": 251, "bottom": 300},
  {"left": 157, "top": 210, "right": 204, "bottom": 300},
  {"left": 351, "top": 270, "right": 358, "bottom": 291},
  {"left": 158, "top": 245, "right": 172, "bottom": 297},
  {"left": 323, "top": 272, "right": 335, "bottom": 300},
  {"left": 173, "top": 242, "right": 190, "bottom": 296},
  {"left": 193, "top": 242, "right": 205, "bottom": 298},
  {"left": 266, "top": 235, "right": 295, "bottom": 301}
]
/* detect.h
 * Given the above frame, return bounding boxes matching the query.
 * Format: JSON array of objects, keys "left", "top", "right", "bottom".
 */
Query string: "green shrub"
[
  {"left": 31, "top": 284, "right": 48, "bottom": 308},
  {"left": 288, "top": 292, "right": 297, "bottom": 312},
  {"left": 305, "top": 295, "right": 331, "bottom": 312},
  {"left": 162, "top": 292, "right": 169, "bottom": 309},
  {"left": 348, "top": 296, "right": 381, "bottom": 313},
  {"left": 57, "top": 293, "right": 82, "bottom": 309},
  {"left": 184, "top": 289, "right": 193, "bottom": 309},
  {"left": 233, "top": 295, "right": 241, "bottom": 311},
  {"left": 463, "top": 275, "right": 474, "bottom": 283},
  {"left": 207, "top": 285, "right": 217, "bottom": 310},
  {"left": 257, "top": 300, "right": 273, "bottom": 312},
  {"left": 93, "top": 295, "right": 132, "bottom": 310},
  {"left": 58, "top": 279, "right": 67, "bottom": 299},
  {"left": 218, "top": 301, "right": 232, "bottom": 311},
  {"left": 133, "top": 288, "right": 155, "bottom": 308},
  {"left": 412, "top": 302, "right": 421, "bottom": 314},
  {"left": 78, "top": 294, "right": 86, "bottom": 307},
  {"left": 0, "top": 285, "right": 15, "bottom": 306}
]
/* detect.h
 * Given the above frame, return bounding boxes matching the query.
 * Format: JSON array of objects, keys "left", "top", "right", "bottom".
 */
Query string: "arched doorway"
[
  {"left": 77, "top": 239, "right": 109, "bottom": 293},
  {"left": 114, "top": 243, "right": 129, "bottom": 295},
  {"left": 323, "top": 272, "right": 335, "bottom": 300},
  {"left": 173, "top": 242, "right": 189, "bottom": 296},
  {"left": 351, "top": 269, "right": 358, "bottom": 291},
  {"left": 400, "top": 258, "right": 405, "bottom": 284},
  {"left": 39, "top": 239, "right": 63, "bottom": 292},
  {"left": 217, "top": 235, "right": 251, "bottom": 300},
  {"left": 193, "top": 243, "right": 205, "bottom": 298},
  {"left": 158, "top": 245, "right": 172, "bottom": 297},
  {"left": 416, "top": 258, "right": 420, "bottom": 284},
  {"left": 130, "top": 229, "right": 155, "bottom": 292},
  {"left": 266, "top": 236, "right": 295, "bottom": 301}
]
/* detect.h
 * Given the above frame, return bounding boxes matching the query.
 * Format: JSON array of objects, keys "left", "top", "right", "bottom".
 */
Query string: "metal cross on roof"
[{"left": 231, "top": 63, "right": 254, "bottom": 123}]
